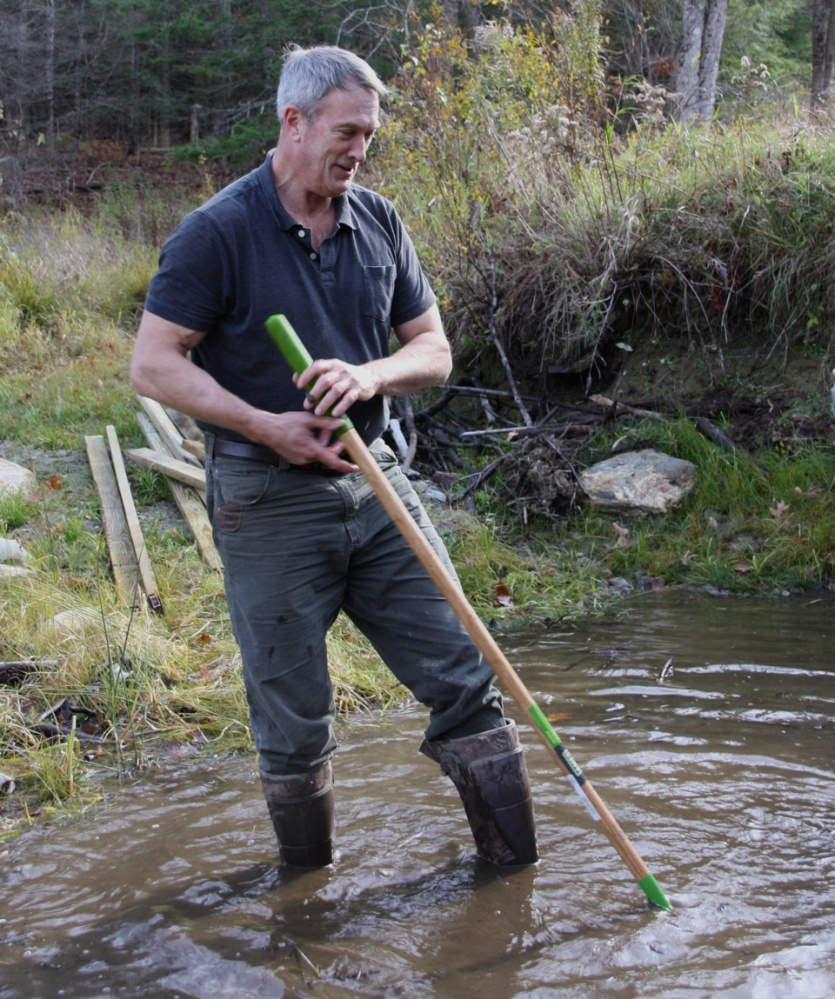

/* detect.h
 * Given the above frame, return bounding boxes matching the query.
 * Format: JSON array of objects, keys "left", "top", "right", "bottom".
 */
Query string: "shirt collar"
[{"left": 259, "top": 152, "right": 359, "bottom": 232}]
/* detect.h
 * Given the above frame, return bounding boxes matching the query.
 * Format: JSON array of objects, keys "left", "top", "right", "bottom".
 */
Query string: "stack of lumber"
[{"left": 85, "top": 397, "right": 220, "bottom": 614}]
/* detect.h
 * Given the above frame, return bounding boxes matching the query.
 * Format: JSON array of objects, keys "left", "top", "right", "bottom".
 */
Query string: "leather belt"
[{"left": 211, "top": 437, "right": 345, "bottom": 476}]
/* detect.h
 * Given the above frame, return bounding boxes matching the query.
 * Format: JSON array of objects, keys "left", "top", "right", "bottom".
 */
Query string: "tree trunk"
[
  {"left": 811, "top": 0, "right": 835, "bottom": 109},
  {"left": 129, "top": 36, "right": 141, "bottom": 157},
  {"left": 675, "top": 0, "right": 729, "bottom": 123},
  {"left": 827, "top": 0, "right": 835, "bottom": 92},
  {"left": 441, "top": 0, "right": 484, "bottom": 35},
  {"left": 157, "top": 21, "right": 171, "bottom": 148},
  {"left": 44, "top": 0, "right": 56, "bottom": 155},
  {"left": 693, "top": 0, "right": 728, "bottom": 121},
  {"left": 15, "top": 3, "right": 31, "bottom": 139},
  {"left": 219, "top": 0, "right": 233, "bottom": 110},
  {"left": 260, "top": 0, "right": 271, "bottom": 93},
  {"left": 675, "top": 0, "right": 704, "bottom": 117}
]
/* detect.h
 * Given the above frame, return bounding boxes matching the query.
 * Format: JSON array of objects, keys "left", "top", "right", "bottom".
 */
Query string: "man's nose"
[{"left": 350, "top": 136, "right": 369, "bottom": 163}]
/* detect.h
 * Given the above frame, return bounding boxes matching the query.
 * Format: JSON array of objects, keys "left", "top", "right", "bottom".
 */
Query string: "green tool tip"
[{"left": 638, "top": 872, "right": 673, "bottom": 911}]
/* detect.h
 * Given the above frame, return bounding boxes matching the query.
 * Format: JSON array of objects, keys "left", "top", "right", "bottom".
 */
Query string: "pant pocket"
[{"left": 214, "top": 503, "right": 242, "bottom": 533}]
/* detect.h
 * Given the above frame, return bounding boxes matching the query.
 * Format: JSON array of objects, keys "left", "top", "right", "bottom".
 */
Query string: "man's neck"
[{"left": 270, "top": 145, "right": 331, "bottom": 225}]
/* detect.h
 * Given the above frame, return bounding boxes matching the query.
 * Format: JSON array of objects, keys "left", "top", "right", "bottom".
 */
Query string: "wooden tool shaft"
[{"left": 342, "top": 426, "right": 651, "bottom": 883}]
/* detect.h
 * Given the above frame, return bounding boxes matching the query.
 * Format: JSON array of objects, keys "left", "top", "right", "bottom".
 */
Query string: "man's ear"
[{"left": 283, "top": 105, "right": 304, "bottom": 140}]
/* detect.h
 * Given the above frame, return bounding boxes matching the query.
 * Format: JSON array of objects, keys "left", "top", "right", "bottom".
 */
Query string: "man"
[{"left": 131, "top": 44, "right": 537, "bottom": 870}]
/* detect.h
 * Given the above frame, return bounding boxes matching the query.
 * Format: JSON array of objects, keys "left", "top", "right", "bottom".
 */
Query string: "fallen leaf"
[
  {"left": 495, "top": 579, "right": 513, "bottom": 607},
  {"left": 768, "top": 499, "right": 790, "bottom": 522},
  {"left": 734, "top": 562, "right": 753, "bottom": 573}
]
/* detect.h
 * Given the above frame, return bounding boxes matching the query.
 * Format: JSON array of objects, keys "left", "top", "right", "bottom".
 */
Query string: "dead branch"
[
  {"left": 693, "top": 415, "right": 737, "bottom": 454},
  {"left": 488, "top": 257, "right": 533, "bottom": 427}
]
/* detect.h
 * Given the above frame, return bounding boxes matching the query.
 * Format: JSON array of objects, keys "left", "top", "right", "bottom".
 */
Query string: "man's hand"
[
  {"left": 294, "top": 359, "right": 377, "bottom": 419},
  {"left": 292, "top": 304, "right": 453, "bottom": 419},
  {"left": 253, "top": 410, "right": 357, "bottom": 473}
]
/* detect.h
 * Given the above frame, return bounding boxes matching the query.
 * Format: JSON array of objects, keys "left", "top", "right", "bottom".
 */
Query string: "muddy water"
[{"left": 1, "top": 590, "right": 834, "bottom": 998}]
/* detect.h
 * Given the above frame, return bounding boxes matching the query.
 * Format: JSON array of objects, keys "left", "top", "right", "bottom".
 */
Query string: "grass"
[{"left": 567, "top": 415, "right": 835, "bottom": 595}]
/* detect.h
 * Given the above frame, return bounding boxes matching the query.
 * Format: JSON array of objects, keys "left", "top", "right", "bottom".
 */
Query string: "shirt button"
[
  {"left": 309, "top": 252, "right": 318, "bottom": 260},
  {"left": 297, "top": 229, "right": 306, "bottom": 238}
]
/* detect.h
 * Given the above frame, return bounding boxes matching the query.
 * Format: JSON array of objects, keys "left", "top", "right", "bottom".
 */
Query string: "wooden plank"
[
  {"left": 136, "top": 395, "right": 203, "bottom": 468},
  {"left": 84, "top": 435, "right": 141, "bottom": 606},
  {"left": 136, "top": 413, "right": 222, "bottom": 571},
  {"left": 124, "top": 447, "right": 206, "bottom": 493},
  {"left": 180, "top": 438, "right": 206, "bottom": 463},
  {"left": 166, "top": 407, "right": 203, "bottom": 443},
  {"left": 106, "top": 426, "right": 163, "bottom": 615}
]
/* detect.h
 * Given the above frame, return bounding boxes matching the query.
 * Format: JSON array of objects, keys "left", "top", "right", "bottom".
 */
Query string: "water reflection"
[{"left": 1, "top": 591, "right": 834, "bottom": 997}]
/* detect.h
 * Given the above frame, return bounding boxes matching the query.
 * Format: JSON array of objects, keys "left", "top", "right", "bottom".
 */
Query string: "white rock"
[
  {"left": 0, "top": 538, "right": 28, "bottom": 563},
  {"left": 579, "top": 448, "right": 697, "bottom": 514},
  {"left": 0, "top": 458, "right": 37, "bottom": 498},
  {"left": 53, "top": 607, "right": 101, "bottom": 636}
]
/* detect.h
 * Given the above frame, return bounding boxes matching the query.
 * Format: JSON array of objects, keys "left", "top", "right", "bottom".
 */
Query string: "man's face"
[{"left": 295, "top": 85, "right": 380, "bottom": 198}]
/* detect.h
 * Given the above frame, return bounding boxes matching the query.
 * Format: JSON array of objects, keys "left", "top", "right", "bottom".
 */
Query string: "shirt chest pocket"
[{"left": 362, "top": 264, "right": 396, "bottom": 322}]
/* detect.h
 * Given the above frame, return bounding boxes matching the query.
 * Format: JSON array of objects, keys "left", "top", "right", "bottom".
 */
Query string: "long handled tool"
[{"left": 265, "top": 314, "right": 672, "bottom": 910}]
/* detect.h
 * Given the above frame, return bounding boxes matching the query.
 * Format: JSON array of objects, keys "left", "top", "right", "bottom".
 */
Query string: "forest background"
[{"left": 3, "top": 0, "right": 835, "bottom": 829}]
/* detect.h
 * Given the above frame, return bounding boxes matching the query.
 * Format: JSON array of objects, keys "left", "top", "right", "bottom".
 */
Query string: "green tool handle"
[{"left": 264, "top": 314, "right": 354, "bottom": 435}]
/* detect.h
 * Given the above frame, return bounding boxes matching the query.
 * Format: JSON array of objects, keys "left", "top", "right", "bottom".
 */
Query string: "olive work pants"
[{"left": 205, "top": 437, "right": 505, "bottom": 776}]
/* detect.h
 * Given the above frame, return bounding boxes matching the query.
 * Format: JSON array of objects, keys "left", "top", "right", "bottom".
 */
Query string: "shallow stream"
[{"left": 1, "top": 590, "right": 834, "bottom": 997}]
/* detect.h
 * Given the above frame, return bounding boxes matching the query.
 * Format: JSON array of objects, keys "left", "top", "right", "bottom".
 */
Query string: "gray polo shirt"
[{"left": 144, "top": 153, "right": 436, "bottom": 444}]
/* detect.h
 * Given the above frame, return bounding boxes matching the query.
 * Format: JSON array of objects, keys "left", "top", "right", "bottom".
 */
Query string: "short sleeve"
[{"left": 144, "top": 212, "right": 231, "bottom": 332}]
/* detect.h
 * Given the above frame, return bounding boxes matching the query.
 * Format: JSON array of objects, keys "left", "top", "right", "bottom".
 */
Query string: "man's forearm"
[{"left": 365, "top": 333, "right": 452, "bottom": 398}]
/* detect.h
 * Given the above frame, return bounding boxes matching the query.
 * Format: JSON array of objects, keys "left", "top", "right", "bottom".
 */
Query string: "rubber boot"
[
  {"left": 259, "top": 761, "right": 334, "bottom": 868},
  {"left": 420, "top": 720, "right": 538, "bottom": 867}
]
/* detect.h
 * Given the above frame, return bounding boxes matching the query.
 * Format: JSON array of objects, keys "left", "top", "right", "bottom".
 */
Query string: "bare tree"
[
  {"left": 811, "top": 0, "right": 835, "bottom": 109},
  {"left": 441, "top": 0, "right": 484, "bottom": 35},
  {"left": 675, "top": 0, "right": 729, "bottom": 122},
  {"left": 44, "top": 0, "right": 55, "bottom": 154}
]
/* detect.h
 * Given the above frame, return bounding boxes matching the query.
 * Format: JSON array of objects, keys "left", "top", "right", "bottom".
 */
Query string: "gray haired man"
[{"left": 131, "top": 45, "right": 537, "bottom": 870}]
